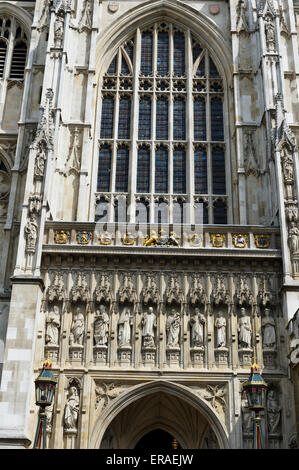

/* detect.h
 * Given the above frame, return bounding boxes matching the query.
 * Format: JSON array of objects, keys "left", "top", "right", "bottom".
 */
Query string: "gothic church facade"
[{"left": 0, "top": 0, "right": 298, "bottom": 449}]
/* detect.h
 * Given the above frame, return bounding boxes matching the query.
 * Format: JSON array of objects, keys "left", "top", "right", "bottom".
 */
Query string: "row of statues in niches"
[{"left": 44, "top": 303, "right": 277, "bottom": 355}]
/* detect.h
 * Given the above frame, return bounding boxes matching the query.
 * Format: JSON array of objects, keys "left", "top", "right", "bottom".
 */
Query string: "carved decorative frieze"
[
  {"left": 118, "top": 274, "right": 137, "bottom": 304},
  {"left": 95, "top": 383, "right": 124, "bottom": 411},
  {"left": 94, "top": 273, "right": 113, "bottom": 304},
  {"left": 47, "top": 271, "right": 66, "bottom": 302},
  {"left": 141, "top": 273, "right": 160, "bottom": 305}
]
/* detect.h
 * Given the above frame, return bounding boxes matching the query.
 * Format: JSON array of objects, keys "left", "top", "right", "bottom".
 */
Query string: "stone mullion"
[
  {"left": 61, "top": 270, "right": 72, "bottom": 370},
  {"left": 0, "top": 18, "right": 15, "bottom": 124},
  {"left": 206, "top": 52, "right": 213, "bottom": 224},
  {"left": 169, "top": 24, "right": 173, "bottom": 209},
  {"left": 228, "top": 272, "right": 235, "bottom": 369},
  {"left": 79, "top": 374, "right": 92, "bottom": 449},
  {"left": 149, "top": 27, "right": 157, "bottom": 223},
  {"left": 111, "top": 272, "right": 119, "bottom": 366},
  {"left": 135, "top": 272, "right": 142, "bottom": 368},
  {"left": 85, "top": 270, "right": 95, "bottom": 367},
  {"left": 159, "top": 272, "right": 165, "bottom": 369},
  {"left": 252, "top": 274, "right": 263, "bottom": 367},
  {"left": 128, "top": 29, "right": 141, "bottom": 223},
  {"left": 186, "top": 30, "right": 194, "bottom": 225},
  {"left": 53, "top": 374, "right": 65, "bottom": 449}
]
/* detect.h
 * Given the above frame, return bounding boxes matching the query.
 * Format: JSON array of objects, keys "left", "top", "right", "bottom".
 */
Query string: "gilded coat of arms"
[
  {"left": 232, "top": 234, "right": 248, "bottom": 248},
  {"left": 254, "top": 234, "right": 270, "bottom": 249},
  {"left": 54, "top": 230, "right": 70, "bottom": 244},
  {"left": 76, "top": 231, "right": 92, "bottom": 245},
  {"left": 99, "top": 231, "right": 113, "bottom": 245},
  {"left": 210, "top": 233, "right": 226, "bottom": 248},
  {"left": 188, "top": 233, "right": 203, "bottom": 247},
  {"left": 122, "top": 232, "right": 136, "bottom": 246}
]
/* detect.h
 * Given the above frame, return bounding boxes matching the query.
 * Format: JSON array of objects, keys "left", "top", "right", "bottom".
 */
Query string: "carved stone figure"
[
  {"left": 79, "top": 0, "right": 92, "bottom": 31},
  {"left": 215, "top": 311, "right": 226, "bottom": 348},
  {"left": 238, "top": 307, "right": 252, "bottom": 348},
  {"left": 190, "top": 308, "right": 205, "bottom": 347},
  {"left": 118, "top": 307, "right": 132, "bottom": 347},
  {"left": 141, "top": 307, "right": 157, "bottom": 348},
  {"left": 166, "top": 309, "right": 180, "bottom": 348},
  {"left": 94, "top": 305, "right": 110, "bottom": 346},
  {"left": 34, "top": 142, "right": 47, "bottom": 177},
  {"left": 241, "top": 395, "right": 253, "bottom": 434},
  {"left": 54, "top": 11, "right": 64, "bottom": 48},
  {"left": 45, "top": 305, "right": 60, "bottom": 345},
  {"left": 288, "top": 222, "right": 299, "bottom": 254},
  {"left": 69, "top": 307, "right": 85, "bottom": 346},
  {"left": 265, "top": 16, "right": 275, "bottom": 52},
  {"left": 64, "top": 386, "right": 80, "bottom": 432},
  {"left": 24, "top": 215, "right": 38, "bottom": 252},
  {"left": 267, "top": 390, "right": 281, "bottom": 434},
  {"left": 262, "top": 308, "right": 276, "bottom": 349}
]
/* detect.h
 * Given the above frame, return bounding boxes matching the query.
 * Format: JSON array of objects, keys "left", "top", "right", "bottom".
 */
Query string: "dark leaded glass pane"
[
  {"left": 115, "top": 145, "right": 129, "bottom": 192},
  {"left": 173, "top": 98, "right": 185, "bottom": 140},
  {"left": 194, "top": 97, "right": 206, "bottom": 141},
  {"left": 173, "top": 147, "right": 186, "bottom": 194},
  {"left": 211, "top": 98, "right": 224, "bottom": 141},
  {"left": 192, "top": 43, "right": 202, "bottom": 63},
  {"left": 0, "top": 39, "right": 7, "bottom": 78},
  {"left": 107, "top": 55, "right": 117, "bottom": 75},
  {"left": 214, "top": 199, "right": 227, "bottom": 224},
  {"left": 195, "top": 200, "right": 209, "bottom": 224},
  {"left": 194, "top": 146, "right": 207, "bottom": 194},
  {"left": 118, "top": 97, "right": 131, "bottom": 139},
  {"left": 196, "top": 58, "right": 205, "bottom": 77},
  {"left": 100, "top": 96, "right": 114, "bottom": 139},
  {"left": 10, "top": 40, "right": 27, "bottom": 80},
  {"left": 121, "top": 55, "right": 130, "bottom": 75},
  {"left": 212, "top": 146, "right": 226, "bottom": 194},
  {"left": 139, "top": 98, "right": 151, "bottom": 140},
  {"left": 173, "top": 32, "right": 185, "bottom": 76},
  {"left": 124, "top": 41, "right": 134, "bottom": 66},
  {"left": 156, "top": 98, "right": 168, "bottom": 140},
  {"left": 97, "top": 145, "right": 111, "bottom": 192},
  {"left": 155, "top": 146, "right": 168, "bottom": 193},
  {"left": 137, "top": 146, "right": 150, "bottom": 193},
  {"left": 209, "top": 57, "right": 219, "bottom": 78},
  {"left": 141, "top": 32, "right": 153, "bottom": 76},
  {"left": 95, "top": 197, "right": 109, "bottom": 223},
  {"left": 157, "top": 32, "right": 169, "bottom": 76}
]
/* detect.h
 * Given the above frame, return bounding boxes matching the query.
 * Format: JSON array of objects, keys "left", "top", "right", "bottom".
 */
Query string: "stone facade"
[{"left": 0, "top": 0, "right": 298, "bottom": 449}]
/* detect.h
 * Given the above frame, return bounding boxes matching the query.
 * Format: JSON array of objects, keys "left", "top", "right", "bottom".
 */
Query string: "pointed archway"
[{"left": 89, "top": 380, "right": 229, "bottom": 449}]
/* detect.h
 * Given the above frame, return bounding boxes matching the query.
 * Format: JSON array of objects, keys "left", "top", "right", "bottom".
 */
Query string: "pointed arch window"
[
  {"left": 96, "top": 23, "right": 228, "bottom": 224},
  {"left": 0, "top": 16, "right": 28, "bottom": 81}
]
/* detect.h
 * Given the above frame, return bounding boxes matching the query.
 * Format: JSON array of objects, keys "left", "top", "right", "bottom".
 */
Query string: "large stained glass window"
[{"left": 97, "top": 23, "right": 227, "bottom": 224}]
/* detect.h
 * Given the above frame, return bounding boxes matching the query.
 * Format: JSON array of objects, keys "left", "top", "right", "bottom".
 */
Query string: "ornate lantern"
[
  {"left": 243, "top": 361, "right": 268, "bottom": 448},
  {"left": 33, "top": 358, "right": 57, "bottom": 449}
]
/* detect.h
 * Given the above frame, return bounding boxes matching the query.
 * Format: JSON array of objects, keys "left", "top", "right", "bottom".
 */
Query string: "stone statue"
[
  {"left": 190, "top": 308, "right": 205, "bottom": 347},
  {"left": 45, "top": 305, "right": 60, "bottom": 345},
  {"left": 288, "top": 222, "right": 299, "bottom": 254},
  {"left": 262, "top": 308, "right": 276, "bottom": 349},
  {"left": 24, "top": 215, "right": 38, "bottom": 251},
  {"left": 64, "top": 386, "right": 80, "bottom": 432},
  {"left": 54, "top": 12, "right": 64, "bottom": 48},
  {"left": 265, "top": 16, "right": 275, "bottom": 51},
  {"left": 34, "top": 142, "right": 47, "bottom": 177},
  {"left": 118, "top": 307, "right": 132, "bottom": 347},
  {"left": 69, "top": 307, "right": 85, "bottom": 346},
  {"left": 267, "top": 390, "right": 281, "bottom": 434},
  {"left": 238, "top": 307, "right": 252, "bottom": 348},
  {"left": 94, "top": 304, "right": 110, "bottom": 346},
  {"left": 166, "top": 309, "right": 180, "bottom": 348},
  {"left": 141, "top": 306, "right": 157, "bottom": 348},
  {"left": 215, "top": 311, "right": 227, "bottom": 348}
]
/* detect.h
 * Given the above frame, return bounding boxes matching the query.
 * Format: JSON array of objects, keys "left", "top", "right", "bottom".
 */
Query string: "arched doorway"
[
  {"left": 98, "top": 388, "right": 222, "bottom": 449},
  {"left": 135, "top": 429, "right": 182, "bottom": 450}
]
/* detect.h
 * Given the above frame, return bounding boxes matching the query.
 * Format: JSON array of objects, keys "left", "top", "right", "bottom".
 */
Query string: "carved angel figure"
[{"left": 267, "top": 390, "right": 281, "bottom": 434}]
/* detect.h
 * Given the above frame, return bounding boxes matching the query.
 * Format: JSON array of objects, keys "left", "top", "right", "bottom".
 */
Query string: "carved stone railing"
[{"left": 43, "top": 222, "right": 281, "bottom": 256}]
